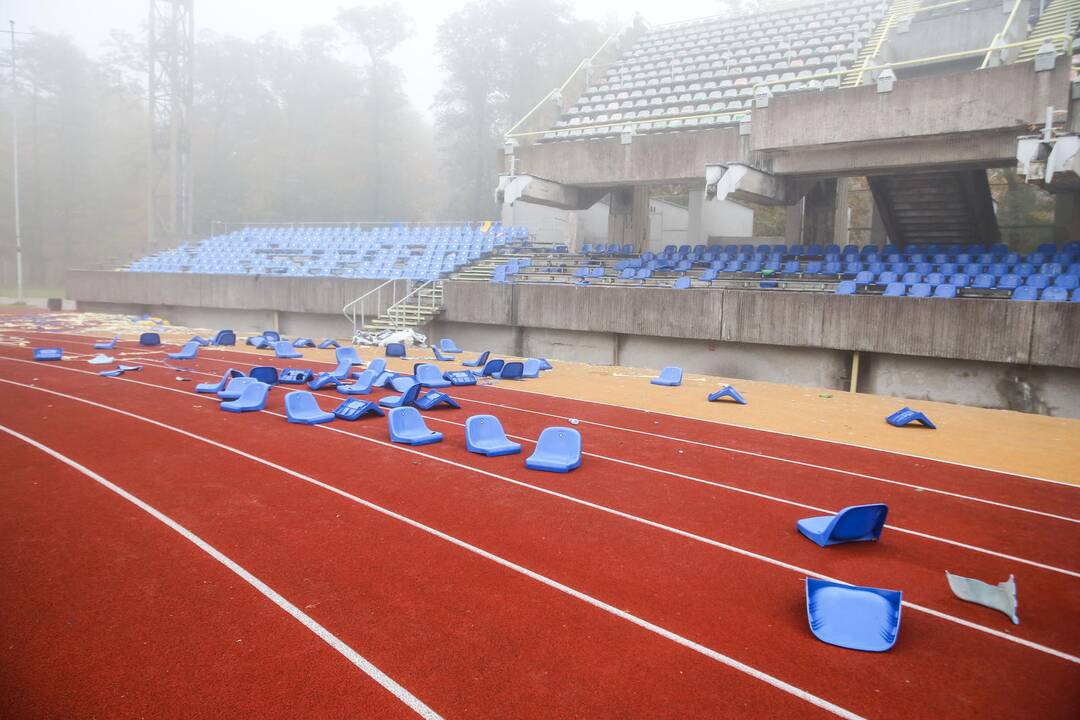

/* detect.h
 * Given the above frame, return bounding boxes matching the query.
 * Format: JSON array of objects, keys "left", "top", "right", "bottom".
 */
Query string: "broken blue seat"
[
  {"left": 387, "top": 406, "right": 443, "bottom": 445},
  {"left": 218, "top": 376, "right": 259, "bottom": 400},
  {"left": 284, "top": 391, "right": 335, "bottom": 425},
  {"left": 797, "top": 503, "right": 889, "bottom": 547},
  {"left": 220, "top": 381, "right": 270, "bottom": 413},
  {"left": 167, "top": 341, "right": 200, "bottom": 360},
  {"left": 332, "top": 398, "right": 384, "bottom": 421},
  {"left": 196, "top": 368, "right": 243, "bottom": 393},
  {"left": 94, "top": 336, "right": 119, "bottom": 350},
  {"left": 886, "top": 407, "right": 936, "bottom": 429},
  {"left": 337, "top": 369, "right": 375, "bottom": 395},
  {"left": 522, "top": 359, "right": 541, "bottom": 378},
  {"left": 538, "top": 358, "right": 553, "bottom": 371},
  {"left": 673, "top": 277, "right": 692, "bottom": 290},
  {"left": 443, "top": 370, "right": 477, "bottom": 386},
  {"left": 278, "top": 368, "right": 314, "bottom": 384},
  {"left": 415, "top": 363, "right": 452, "bottom": 388},
  {"left": 882, "top": 282, "right": 906, "bottom": 297},
  {"left": 307, "top": 372, "right": 340, "bottom": 391},
  {"left": 473, "top": 358, "right": 504, "bottom": 378},
  {"left": 248, "top": 336, "right": 268, "bottom": 349},
  {"left": 440, "top": 338, "right": 463, "bottom": 353},
  {"left": 835, "top": 280, "right": 857, "bottom": 295},
  {"left": 465, "top": 415, "right": 522, "bottom": 457},
  {"left": 708, "top": 385, "right": 747, "bottom": 404},
  {"left": 385, "top": 342, "right": 407, "bottom": 358},
  {"left": 806, "top": 578, "right": 901, "bottom": 652},
  {"left": 139, "top": 332, "right": 161, "bottom": 346},
  {"left": 318, "top": 338, "right": 340, "bottom": 349},
  {"left": 415, "top": 390, "right": 460, "bottom": 411},
  {"left": 292, "top": 337, "right": 316, "bottom": 348},
  {"left": 390, "top": 375, "right": 418, "bottom": 392},
  {"left": 88, "top": 354, "right": 114, "bottom": 366},
  {"left": 328, "top": 359, "right": 354, "bottom": 380},
  {"left": 462, "top": 350, "right": 490, "bottom": 368},
  {"left": 274, "top": 340, "right": 302, "bottom": 359},
  {"left": 379, "top": 382, "right": 423, "bottom": 409},
  {"left": 211, "top": 329, "right": 236, "bottom": 346},
  {"left": 335, "top": 346, "right": 362, "bottom": 367},
  {"left": 32, "top": 347, "right": 63, "bottom": 361},
  {"left": 372, "top": 370, "right": 397, "bottom": 388},
  {"left": 262, "top": 330, "right": 281, "bottom": 342},
  {"left": 250, "top": 366, "right": 279, "bottom": 385},
  {"left": 189, "top": 336, "right": 210, "bottom": 347},
  {"left": 525, "top": 427, "right": 582, "bottom": 473},
  {"left": 364, "top": 357, "right": 386, "bottom": 377},
  {"left": 651, "top": 366, "right": 683, "bottom": 386},
  {"left": 492, "top": 361, "right": 524, "bottom": 380}
]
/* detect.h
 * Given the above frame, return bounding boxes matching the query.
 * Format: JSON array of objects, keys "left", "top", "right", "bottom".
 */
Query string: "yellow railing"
[
  {"left": 980, "top": 0, "right": 1026, "bottom": 69},
  {"left": 503, "top": 28, "right": 626, "bottom": 138},
  {"left": 848, "top": 0, "right": 922, "bottom": 87},
  {"left": 504, "top": 33, "right": 1071, "bottom": 141}
]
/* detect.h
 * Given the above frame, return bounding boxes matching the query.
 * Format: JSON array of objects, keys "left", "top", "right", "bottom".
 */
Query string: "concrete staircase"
[
  {"left": 842, "top": 0, "right": 923, "bottom": 88},
  {"left": 359, "top": 280, "right": 444, "bottom": 334},
  {"left": 868, "top": 170, "right": 1001, "bottom": 245},
  {"left": 1017, "top": 0, "right": 1080, "bottom": 61}
]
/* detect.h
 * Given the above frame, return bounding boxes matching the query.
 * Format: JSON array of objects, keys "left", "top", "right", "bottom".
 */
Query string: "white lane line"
[
  {"left": 30, "top": 334, "right": 1075, "bottom": 521},
  {"left": 7, "top": 349, "right": 1077, "bottom": 576},
  {"left": 0, "top": 423, "right": 443, "bottom": 720},
  {"left": 0, "top": 383, "right": 867, "bottom": 720},
  {"left": 2, "top": 372, "right": 1077, "bottom": 666}
]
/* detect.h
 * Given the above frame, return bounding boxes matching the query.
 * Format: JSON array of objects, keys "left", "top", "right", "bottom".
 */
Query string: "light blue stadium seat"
[
  {"left": 997, "top": 274, "right": 1021, "bottom": 290},
  {"left": 387, "top": 406, "right": 442, "bottom": 445},
  {"left": 1054, "top": 274, "right": 1079, "bottom": 290},
  {"left": 933, "top": 284, "right": 957, "bottom": 298},
  {"left": 1011, "top": 286, "right": 1038, "bottom": 301},
  {"left": 525, "top": 427, "right": 582, "bottom": 473},
  {"left": 883, "top": 282, "right": 906, "bottom": 297},
  {"left": 284, "top": 391, "right": 335, "bottom": 424},
  {"left": 465, "top": 415, "right": 522, "bottom": 457},
  {"left": 971, "top": 273, "right": 995, "bottom": 289},
  {"left": 651, "top": 366, "right": 683, "bottom": 386},
  {"left": 1041, "top": 287, "right": 1068, "bottom": 302},
  {"left": 835, "top": 280, "right": 857, "bottom": 295},
  {"left": 908, "top": 282, "right": 932, "bottom": 297}
]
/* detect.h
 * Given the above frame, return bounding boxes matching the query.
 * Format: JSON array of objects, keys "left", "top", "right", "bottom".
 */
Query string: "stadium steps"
[
  {"left": 360, "top": 283, "right": 444, "bottom": 333},
  {"left": 1017, "top": 0, "right": 1080, "bottom": 61},
  {"left": 868, "top": 170, "right": 1000, "bottom": 245},
  {"left": 842, "top": 0, "right": 923, "bottom": 88}
]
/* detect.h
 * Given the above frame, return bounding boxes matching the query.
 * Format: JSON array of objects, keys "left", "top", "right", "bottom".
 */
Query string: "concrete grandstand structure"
[{"left": 69, "top": 0, "right": 1080, "bottom": 416}]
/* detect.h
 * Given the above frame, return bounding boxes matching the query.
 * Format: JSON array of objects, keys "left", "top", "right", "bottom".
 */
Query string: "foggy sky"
[{"left": 8, "top": 0, "right": 724, "bottom": 116}]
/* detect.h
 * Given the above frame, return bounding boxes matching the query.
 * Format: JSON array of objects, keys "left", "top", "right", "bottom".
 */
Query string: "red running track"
[{"left": 1, "top": 334, "right": 1078, "bottom": 718}]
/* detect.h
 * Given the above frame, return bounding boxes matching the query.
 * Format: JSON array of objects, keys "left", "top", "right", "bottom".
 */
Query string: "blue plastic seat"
[
  {"left": 522, "top": 358, "right": 541, "bottom": 378},
  {"left": 465, "top": 415, "right": 522, "bottom": 456},
  {"left": 262, "top": 330, "right": 281, "bottom": 342},
  {"left": 307, "top": 372, "right": 339, "bottom": 390},
  {"left": 882, "top": 282, "right": 906, "bottom": 297},
  {"left": 1053, "top": 274, "right": 1079, "bottom": 290},
  {"left": 525, "top": 427, "right": 582, "bottom": 473},
  {"left": 387, "top": 406, "right": 443, "bottom": 445},
  {"left": 462, "top": 350, "right": 490, "bottom": 368},
  {"left": 492, "top": 361, "right": 524, "bottom": 380},
  {"left": 274, "top": 340, "right": 302, "bottom": 359},
  {"left": 379, "top": 382, "right": 423, "bottom": 409},
  {"left": 474, "top": 358, "right": 504, "bottom": 378},
  {"left": 797, "top": 503, "right": 889, "bottom": 547},
  {"left": 390, "top": 375, "right": 418, "bottom": 392},
  {"left": 853, "top": 271, "right": 873, "bottom": 284},
  {"left": 279, "top": 368, "right": 314, "bottom": 384},
  {"left": 338, "top": 369, "right": 375, "bottom": 395},
  {"left": 933, "top": 284, "right": 957, "bottom": 298},
  {"left": 876, "top": 271, "right": 898, "bottom": 284},
  {"left": 708, "top": 385, "right": 746, "bottom": 404},
  {"left": 335, "top": 346, "right": 362, "bottom": 367},
  {"left": 318, "top": 338, "right": 340, "bottom": 349},
  {"left": 247, "top": 366, "right": 277, "bottom": 385},
  {"left": 651, "top": 366, "right": 683, "bottom": 386},
  {"left": 806, "top": 578, "right": 901, "bottom": 652},
  {"left": 332, "top": 399, "right": 384, "bottom": 420},
  {"left": 431, "top": 345, "right": 453, "bottom": 362},
  {"left": 94, "top": 336, "right": 119, "bottom": 350},
  {"left": 284, "top": 391, "right": 335, "bottom": 424},
  {"left": 139, "top": 332, "right": 161, "bottom": 346},
  {"left": 196, "top": 368, "right": 243, "bottom": 393},
  {"left": 248, "top": 336, "right": 268, "bottom": 349},
  {"left": 385, "top": 342, "right": 406, "bottom": 358},
  {"left": 292, "top": 337, "right": 315, "bottom": 348},
  {"left": 32, "top": 347, "right": 63, "bottom": 361},
  {"left": 885, "top": 406, "right": 936, "bottom": 428},
  {"left": 220, "top": 381, "right": 270, "bottom": 412},
  {"left": 1011, "top": 286, "right": 1038, "bottom": 301},
  {"left": 218, "top": 376, "right": 259, "bottom": 400},
  {"left": 414, "top": 390, "right": 461, "bottom": 411},
  {"left": 365, "top": 358, "right": 386, "bottom": 377},
  {"left": 835, "top": 280, "right": 856, "bottom": 295},
  {"left": 907, "top": 283, "right": 931, "bottom": 298},
  {"left": 416, "top": 363, "right": 452, "bottom": 388},
  {"left": 1042, "top": 286, "right": 1069, "bottom": 302},
  {"left": 672, "top": 276, "right": 691, "bottom": 289},
  {"left": 167, "top": 341, "right": 199, "bottom": 360},
  {"left": 327, "top": 359, "right": 354, "bottom": 380}
]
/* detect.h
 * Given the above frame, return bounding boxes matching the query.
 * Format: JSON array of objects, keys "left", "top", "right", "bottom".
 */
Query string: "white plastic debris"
[{"left": 946, "top": 572, "right": 1018, "bottom": 624}]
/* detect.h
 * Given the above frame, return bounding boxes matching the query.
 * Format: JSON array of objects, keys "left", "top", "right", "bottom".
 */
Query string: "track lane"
[{"left": 1, "top": 362, "right": 1077, "bottom": 718}]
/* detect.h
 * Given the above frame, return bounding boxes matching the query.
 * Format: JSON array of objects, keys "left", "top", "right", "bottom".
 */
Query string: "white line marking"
[
  {"left": 0, "top": 423, "right": 442, "bottom": 720},
  {"left": 8, "top": 348, "right": 1077, "bottom": 575},
  {"left": 1, "top": 373, "right": 1077, "bottom": 665},
  {"left": 0, "top": 384, "right": 867, "bottom": 719}
]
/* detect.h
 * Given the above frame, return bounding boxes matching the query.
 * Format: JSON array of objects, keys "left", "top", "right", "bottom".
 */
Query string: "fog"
[{"left": 0, "top": 0, "right": 755, "bottom": 289}]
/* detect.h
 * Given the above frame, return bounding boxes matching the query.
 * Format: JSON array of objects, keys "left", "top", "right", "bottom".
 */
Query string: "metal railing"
[
  {"left": 342, "top": 278, "right": 406, "bottom": 336},
  {"left": 382, "top": 279, "right": 444, "bottom": 332},
  {"left": 981, "top": 0, "right": 1027, "bottom": 68}
]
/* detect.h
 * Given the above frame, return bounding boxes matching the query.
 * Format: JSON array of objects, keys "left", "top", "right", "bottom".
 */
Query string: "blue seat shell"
[
  {"left": 218, "top": 376, "right": 259, "bottom": 399},
  {"left": 797, "top": 503, "right": 889, "bottom": 547},
  {"left": 196, "top": 368, "right": 243, "bottom": 393},
  {"left": 338, "top": 369, "right": 375, "bottom": 395},
  {"left": 806, "top": 578, "right": 901, "bottom": 652},
  {"left": 167, "top": 341, "right": 199, "bottom": 360},
  {"left": 416, "top": 363, "right": 452, "bottom": 388},
  {"left": 274, "top": 340, "right": 302, "bottom": 359},
  {"left": 651, "top": 366, "right": 683, "bottom": 386},
  {"left": 250, "top": 366, "right": 279, "bottom": 385},
  {"left": 465, "top": 415, "right": 522, "bottom": 456},
  {"left": 387, "top": 406, "right": 443, "bottom": 445},
  {"left": 462, "top": 351, "right": 490, "bottom": 368},
  {"left": 493, "top": 361, "right": 525, "bottom": 380},
  {"left": 440, "top": 338, "right": 463, "bottom": 353},
  {"left": 284, "top": 391, "right": 335, "bottom": 424},
  {"left": 385, "top": 342, "right": 407, "bottom": 358},
  {"left": 525, "top": 427, "right": 582, "bottom": 473},
  {"left": 379, "top": 382, "right": 423, "bottom": 409},
  {"left": 220, "top": 381, "right": 270, "bottom": 412}
]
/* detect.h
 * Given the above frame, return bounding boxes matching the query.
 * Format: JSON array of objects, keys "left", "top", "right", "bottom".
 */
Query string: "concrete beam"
[
  {"left": 496, "top": 174, "right": 605, "bottom": 210},
  {"left": 705, "top": 163, "right": 816, "bottom": 205}
]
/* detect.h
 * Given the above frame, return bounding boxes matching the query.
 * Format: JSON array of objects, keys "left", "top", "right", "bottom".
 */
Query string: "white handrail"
[
  {"left": 342, "top": 278, "right": 402, "bottom": 336},
  {"left": 383, "top": 279, "right": 444, "bottom": 331}
]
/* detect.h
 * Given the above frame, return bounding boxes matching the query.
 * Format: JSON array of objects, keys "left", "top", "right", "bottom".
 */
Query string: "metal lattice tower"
[{"left": 147, "top": 0, "right": 194, "bottom": 250}]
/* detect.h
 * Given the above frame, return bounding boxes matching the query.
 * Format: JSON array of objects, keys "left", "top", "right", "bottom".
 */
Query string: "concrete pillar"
[
  {"left": 833, "top": 177, "right": 850, "bottom": 246},
  {"left": 1053, "top": 192, "right": 1080, "bottom": 244},
  {"left": 608, "top": 185, "right": 649, "bottom": 250},
  {"left": 802, "top": 179, "right": 838, "bottom": 247},
  {"left": 784, "top": 201, "right": 804, "bottom": 245},
  {"left": 870, "top": 196, "right": 889, "bottom": 247},
  {"left": 687, "top": 188, "right": 705, "bottom": 245}
]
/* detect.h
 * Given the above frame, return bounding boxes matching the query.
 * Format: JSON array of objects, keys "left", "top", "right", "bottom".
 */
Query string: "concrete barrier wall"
[{"left": 441, "top": 281, "right": 1080, "bottom": 368}]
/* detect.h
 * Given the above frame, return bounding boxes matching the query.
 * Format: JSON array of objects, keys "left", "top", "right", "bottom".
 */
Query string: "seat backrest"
[
  {"left": 415, "top": 363, "right": 441, "bottom": 383},
  {"left": 835, "top": 280, "right": 856, "bottom": 295},
  {"left": 263, "top": 330, "right": 280, "bottom": 341},
  {"left": 673, "top": 277, "right": 691, "bottom": 289},
  {"left": 389, "top": 405, "right": 425, "bottom": 433},
  {"left": 827, "top": 504, "right": 888, "bottom": 541},
  {"left": 933, "top": 284, "right": 957, "bottom": 298},
  {"left": 909, "top": 283, "right": 931, "bottom": 297},
  {"left": 658, "top": 366, "right": 682, "bottom": 383},
  {"left": 367, "top": 358, "right": 387, "bottom": 376},
  {"left": 285, "top": 391, "right": 319, "bottom": 416},
  {"left": 535, "top": 427, "right": 582, "bottom": 459},
  {"left": 480, "top": 358, "right": 505, "bottom": 377},
  {"left": 336, "top": 346, "right": 361, "bottom": 365},
  {"left": 274, "top": 340, "right": 296, "bottom": 355},
  {"left": 883, "top": 282, "right": 905, "bottom": 296},
  {"left": 352, "top": 369, "right": 375, "bottom": 389},
  {"left": 474, "top": 351, "right": 490, "bottom": 366},
  {"left": 139, "top": 332, "right": 161, "bottom": 346},
  {"left": 391, "top": 375, "right": 418, "bottom": 392},
  {"left": 250, "top": 366, "right": 279, "bottom": 384},
  {"left": 222, "top": 376, "right": 257, "bottom": 395},
  {"left": 235, "top": 381, "right": 269, "bottom": 406},
  {"left": 499, "top": 361, "right": 524, "bottom": 379},
  {"left": 1041, "top": 287, "right": 1068, "bottom": 302},
  {"left": 385, "top": 342, "right": 406, "bottom": 357},
  {"left": 522, "top": 358, "right": 541, "bottom": 377},
  {"left": 1011, "top": 286, "right": 1038, "bottom": 301}
]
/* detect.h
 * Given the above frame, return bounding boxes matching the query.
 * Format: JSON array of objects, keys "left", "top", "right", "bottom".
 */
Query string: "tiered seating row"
[{"left": 126, "top": 224, "right": 529, "bottom": 280}]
